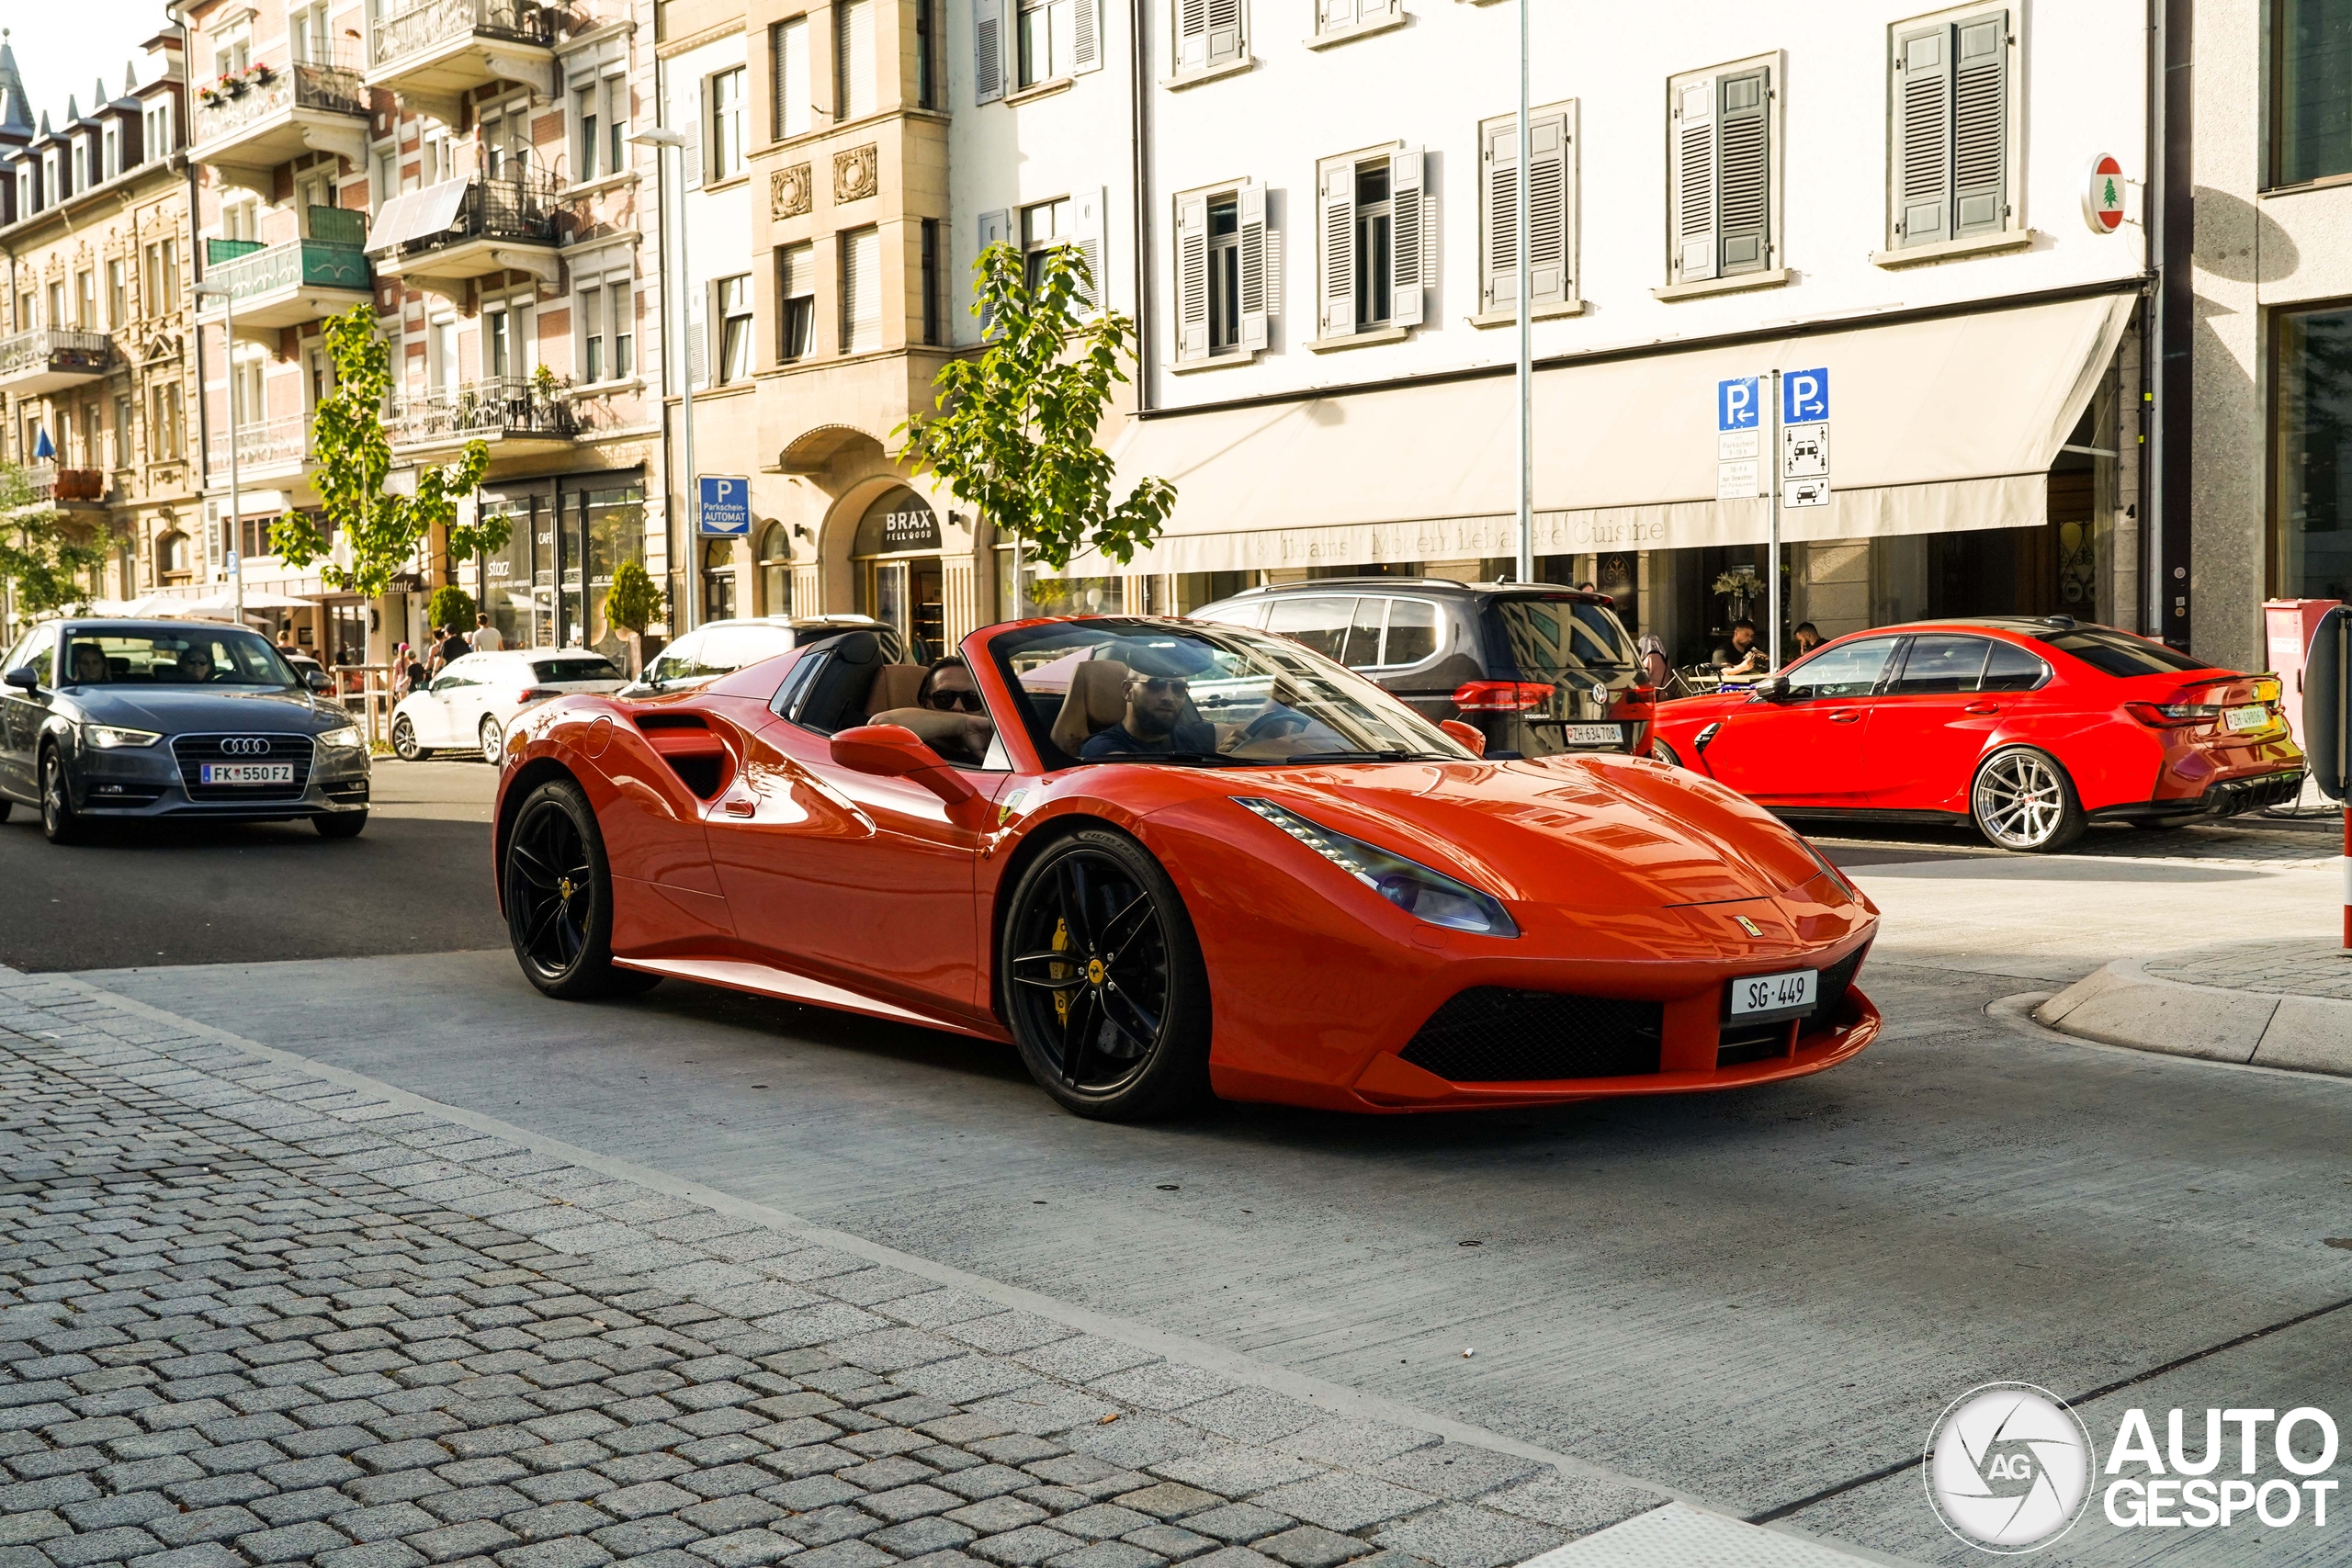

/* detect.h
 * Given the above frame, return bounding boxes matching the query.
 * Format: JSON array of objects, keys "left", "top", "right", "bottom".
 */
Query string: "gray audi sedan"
[{"left": 0, "top": 618, "right": 371, "bottom": 843}]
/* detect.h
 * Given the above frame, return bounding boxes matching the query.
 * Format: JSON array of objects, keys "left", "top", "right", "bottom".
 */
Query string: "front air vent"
[
  {"left": 1401, "top": 988, "right": 1664, "bottom": 1082},
  {"left": 634, "top": 714, "right": 732, "bottom": 799}
]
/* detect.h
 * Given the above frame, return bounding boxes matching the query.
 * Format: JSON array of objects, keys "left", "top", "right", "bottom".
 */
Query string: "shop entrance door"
[{"left": 852, "top": 487, "right": 947, "bottom": 662}]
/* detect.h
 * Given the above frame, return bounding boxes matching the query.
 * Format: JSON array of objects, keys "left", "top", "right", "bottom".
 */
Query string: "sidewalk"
[
  {"left": 2033, "top": 938, "right": 2352, "bottom": 1073},
  {"left": 0, "top": 969, "right": 1891, "bottom": 1568}
]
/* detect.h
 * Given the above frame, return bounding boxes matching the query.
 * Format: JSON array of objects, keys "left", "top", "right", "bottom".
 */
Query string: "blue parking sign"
[
  {"left": 698, "top": 475, "right": 751, "bottom": 536},
  {"left": 1783, "top": 367, "right": 1830, "bottom": 423},
  {"left": 1717, "top": 377, "right": 1759, "bottom": 432}
]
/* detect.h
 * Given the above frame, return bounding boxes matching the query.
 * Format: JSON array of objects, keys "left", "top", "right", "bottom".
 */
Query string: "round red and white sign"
[{"left": 2083, "top": 155, "right": 2127, "bottom": 234}]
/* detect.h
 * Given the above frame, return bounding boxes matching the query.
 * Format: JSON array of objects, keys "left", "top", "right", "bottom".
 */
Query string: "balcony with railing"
[
  {"left": 367, "top": 171, "right": 563, "bottom": 289},
  {"left": 21, "top": 463, "right": 108, "bottom": 509},
  {"left": 190, "top": 59, "right": 371, "bottom": 181},
  {"left": 205, "top": 210, "right": 375, "bottom": 328},
  {"left": 0, "top": 329, "right": 114, "bottom": 396},
  {"left": 205, "top": 414, "right": 313, "bottom": 483},
  {"left": 367, "top": 0, "right": 558, "bottom": 104},
  {"left": 389, "top": 376, "right": 581, "bottom": 454}
]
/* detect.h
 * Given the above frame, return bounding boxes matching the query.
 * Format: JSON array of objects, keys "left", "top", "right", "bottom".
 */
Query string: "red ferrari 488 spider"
[
  {"left": 492, "top": 616, "right": 1880, "bottom": 1119},
  {"left": 1649, "top": 616, "right": 2305, "bottom": 853}
]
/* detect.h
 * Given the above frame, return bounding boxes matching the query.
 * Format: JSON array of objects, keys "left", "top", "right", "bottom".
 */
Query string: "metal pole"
[
  {"left": 224, "top": 292, "right": 243, "bottom": 626},
  {"left": 1512, "top": 0, "right": 1532, "bottom": 586},
  {"left": 1766, "top": 367, "right": 1780, "bottom": 673},
  {"left": 674, "top": 141, "right": 697, "bottom": 637}
]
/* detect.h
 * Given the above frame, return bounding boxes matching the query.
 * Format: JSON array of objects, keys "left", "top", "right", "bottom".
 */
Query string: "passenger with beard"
[{"left": 1079, "top": 648, "right": 1217, "bottom": 760}]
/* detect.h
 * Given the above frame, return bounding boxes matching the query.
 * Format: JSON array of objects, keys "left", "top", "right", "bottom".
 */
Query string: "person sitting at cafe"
[
  {"left": 1792, "top": 622, "right": 1825, "bottom": 657},
  {"left": 1712, "top": 620, "right": 1769, "bottom": 682},
  {"left": 1080, "top": 649, "right": 1217, "bottom": 760}
]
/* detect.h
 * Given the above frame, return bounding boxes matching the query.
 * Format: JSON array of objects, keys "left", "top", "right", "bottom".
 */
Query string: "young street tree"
[
  {"left": 271, "top": 305, "right": 503, "bottom": 598},
  {"left": 897, "top": 243, "right": 1173, "bottom": 606},
  {"left": 0, "top": 462, "right": 108, "bottom": 626}
]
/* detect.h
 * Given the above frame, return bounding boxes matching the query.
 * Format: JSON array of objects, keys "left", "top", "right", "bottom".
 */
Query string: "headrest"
[
  {"left": 862, "top": 662, "right": 928, "bottom": 717},
  {"left": 1048, "top": 659, "right": 1131, "bottom": 757}
]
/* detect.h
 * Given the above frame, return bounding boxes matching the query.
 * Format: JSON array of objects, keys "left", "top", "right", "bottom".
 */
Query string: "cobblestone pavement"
[
  {"left": 0, "top": 970, "right": 1679, "bottom": 1568},
  {"left": 2145, "top": 938, "right": 2352, "bottom": 1000}
]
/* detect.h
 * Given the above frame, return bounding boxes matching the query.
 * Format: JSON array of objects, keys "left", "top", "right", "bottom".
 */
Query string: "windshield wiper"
[
  {"left": 1084, "top": 750, "right": 1243, "bottom": 766},
  {"left": 1274, "top": 749, "right": 1458, "bottom": 764}
]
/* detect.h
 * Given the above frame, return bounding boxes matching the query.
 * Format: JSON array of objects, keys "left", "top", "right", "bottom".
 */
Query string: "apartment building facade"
[
  {"left": 1083, "top": 0, "right": 2154, "bottom": 671},
  {"left": 0, "top": 35, "right": 202, "bottom": 614}
]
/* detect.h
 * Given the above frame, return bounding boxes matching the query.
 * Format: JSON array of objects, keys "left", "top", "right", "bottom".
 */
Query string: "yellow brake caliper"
[{"left": 1050, "top": 917, "right": 1072, "bottom": 1027}]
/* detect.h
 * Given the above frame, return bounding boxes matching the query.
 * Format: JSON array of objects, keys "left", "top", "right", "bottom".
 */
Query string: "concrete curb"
[{"left": 2032, "top": 958, "right": 2352, "bottom": 1075}]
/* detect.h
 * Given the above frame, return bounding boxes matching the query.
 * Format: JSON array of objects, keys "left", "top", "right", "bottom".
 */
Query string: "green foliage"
[
  {"left": 427, "top": 584, "right": 477, "bottom": 631},
  {"left": 0, "top": 463, "right": 109, "bottom": 618},
  {"left": 605, "top": 558, "right": 663, "bottom": 635},
  {"left": 896, "top": 243, "right": 1174, "bottom": 589},
  {"left": 270, "top": 306, "right": 503, "bottom": 598}
]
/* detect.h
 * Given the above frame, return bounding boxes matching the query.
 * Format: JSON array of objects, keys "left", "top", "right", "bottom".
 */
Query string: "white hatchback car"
[{"left": 390, "top": 649, "right": 628, "bottom": 761}]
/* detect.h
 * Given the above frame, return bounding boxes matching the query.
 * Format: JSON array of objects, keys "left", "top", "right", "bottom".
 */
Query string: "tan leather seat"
[
  {"left": 1048, "top": 660, "right": 1130, "bottom": 757},
  {"left": 861, "top": 663, "right": 928, "bottom": 718}
]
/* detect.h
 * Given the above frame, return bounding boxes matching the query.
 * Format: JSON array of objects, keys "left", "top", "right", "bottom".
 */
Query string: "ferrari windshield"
[
  {"left": 58, "top": 627, "right": 298, "bottom": 688},
  {"left": 990, "top": 618, "right": 1477, "bottom": 766}
]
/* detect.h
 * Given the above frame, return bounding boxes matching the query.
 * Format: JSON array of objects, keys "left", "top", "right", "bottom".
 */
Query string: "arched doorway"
[
  {"left": 757, "top": 524, "right": 792, "bottom": 615},
  {"left": 853, "top": 486, "right": 945, "bottom": 660}
]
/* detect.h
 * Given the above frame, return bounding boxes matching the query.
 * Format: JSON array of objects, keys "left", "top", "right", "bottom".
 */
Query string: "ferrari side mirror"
[
  {"left": 1439, "top": 719, "right": 1487, "bottom": 758},
  {"left": 831, "top": 723, "right": 979, "bottom": 811}
]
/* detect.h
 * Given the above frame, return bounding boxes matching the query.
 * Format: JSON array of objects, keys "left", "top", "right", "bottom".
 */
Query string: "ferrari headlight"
[
  {"left": 83, "top": 723, "right": 161, "bottom": 750},
  {"left": 317, "top": 724, "right": 364, "bottom": 749},
  {"left": 1233, "top": 797, "right": 1519, "bottom": 938},
  {"left": 1798, "top": 837, "right": 1859, "bottom": 903}
]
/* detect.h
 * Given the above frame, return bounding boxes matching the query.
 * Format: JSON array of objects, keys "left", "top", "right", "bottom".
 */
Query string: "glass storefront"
[
  {"left": 855, "top": 487, "right": 946, "bottom": 660},
  {"left": 2278, "top": 303, "right": 2352, "bottom": 604},
  {"left": 582, "top": 486, "right": 645, "bottom": 665},
  {"left": 475, "top": 471, "right": 647, "bottom": 656}
]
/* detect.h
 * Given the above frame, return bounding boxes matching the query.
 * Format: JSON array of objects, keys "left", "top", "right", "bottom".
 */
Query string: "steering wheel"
[{"left": 1239, "top": 707, "right": 1309, "bottom": 744}]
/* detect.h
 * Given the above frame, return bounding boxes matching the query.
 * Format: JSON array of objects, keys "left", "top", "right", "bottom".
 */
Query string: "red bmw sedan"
[{"left": 1648, "top": 616, "right": 2305, "bottom": 852}]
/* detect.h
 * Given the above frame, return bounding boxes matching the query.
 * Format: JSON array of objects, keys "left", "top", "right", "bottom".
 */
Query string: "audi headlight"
[
  {"left": 1234, "top": 797, "right": 1519, "bottom": 938},
  {"left": 84, "top": 724, "right": 161, "bottom": 750},
  {"left": 317, "top": 724, "right": 364, "bottom": 749}
]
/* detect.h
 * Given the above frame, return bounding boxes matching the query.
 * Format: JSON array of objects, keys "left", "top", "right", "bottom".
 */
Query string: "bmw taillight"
[
  {"left": 1453, "top": 680, "right": 1552, "bottom": 712},
  {"left": 2126, "top": 700, "right": 2222, "bottom": 728}
]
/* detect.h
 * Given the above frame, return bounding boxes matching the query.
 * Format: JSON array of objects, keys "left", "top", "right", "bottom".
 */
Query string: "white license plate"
[
  {"left": 1729, "top": 969, "right": 1815, "bottom": 1020},
  {"left": 199, "top": 762, "right": 294, "bottom": 785},
  {"left": 2222, "top": 704, "right": 2271, "bottom": 734},
  {"left": 1563, "top": 724, "right": 1623, "bottom": 747}
]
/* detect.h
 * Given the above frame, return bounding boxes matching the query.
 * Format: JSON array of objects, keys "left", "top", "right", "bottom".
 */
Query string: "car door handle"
[
  {"left": 1829, "top": 711, "right": 1861, "bottom": 724},
  {"left": 1964, "top": 703, "right": 2001, "bottom": 715},
  {"left": 721, "top": 799, "right": 755, "bottom": 818}
]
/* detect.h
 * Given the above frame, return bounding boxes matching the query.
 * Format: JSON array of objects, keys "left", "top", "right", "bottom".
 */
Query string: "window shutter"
[
  {"left": 842, "top": 227, "right": 881, "bottom": 352},
  {"left": 1206, "top": 0, "right": 1243, "bottom": 69},
  {"left": 1668, "top": 75, "right": 1715, "bottom": 281},
  {"left": 1175, "top": 191, "right": 1210, "bottom": 362},
  {"left": 773, "top": 17, "right": 809, "bottom": 140},
  {"left": 839, "top": 0, "right": 875, "bottom": 120},
  {"left": 1952, "top": 12, "right": 2008, "bottom": 237},
  {"left": 1528, "top": 107, "right": 1570, "bottom": 305},
  {"left": 975, "top": 0, "right": 1005, "bottom": 103},
  {"left": 1894, "top": 24, "right": 1950, "bottom": 247},
  {"left": 1071, "top": 186, "right": 1105, "bottom": 315},
  {"left": 1238, "top": 182, "right": 1268, "bottom": 351},
  {"left": 1716, "top": 69, "right": 1769, "bottom": 275},
  {"left": 1071, "top": 0, "right": 1102, "bottom": 73},
  {"left": 679, "top": 78, "right": 704, "bottom": 190},
  {"left": 977, "top": 209, "right": 1008, "bottom": 333},
  {"left": 1389, "top": 147, "right": 1424, "bottom": 328},
  {"left": 1177, "top": 0, "right": 1208, "bottom": 70},
  {"left": 1317, "top": 154, "right": 1356, "bottom": 339},
  {"left": 1481, "top": 116, "right": 1518, "bottom": 314}
]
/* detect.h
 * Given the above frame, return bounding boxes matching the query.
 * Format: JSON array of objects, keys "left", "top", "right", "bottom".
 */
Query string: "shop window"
[
  {"left": 2277, "top": 303, "right": 2352, "bottom": 603},
  {"left": 854, "top": 487, "right": 944, "bottom": 660}
]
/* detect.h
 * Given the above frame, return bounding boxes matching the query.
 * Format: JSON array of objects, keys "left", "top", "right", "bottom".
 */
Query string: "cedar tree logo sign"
[{"left": 1926, "top": 1382, "right": 2096, "bottom": 1553}]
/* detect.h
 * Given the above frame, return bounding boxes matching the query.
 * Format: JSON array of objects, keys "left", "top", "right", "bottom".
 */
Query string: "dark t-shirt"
[
  {"left": 1713, "top": 641, "right": 1766, "bottom": 670},
  {"left": 1079, "top": 720, "right": 1217, "bottom": 760},
  {"left": 439, "top": 636, "right": 471, "bottom": 666}
]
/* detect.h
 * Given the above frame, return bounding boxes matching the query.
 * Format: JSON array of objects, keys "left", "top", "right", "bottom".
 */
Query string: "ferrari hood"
[{"left": 1221, "top": 753, "right": 1824, "bottom": 910}]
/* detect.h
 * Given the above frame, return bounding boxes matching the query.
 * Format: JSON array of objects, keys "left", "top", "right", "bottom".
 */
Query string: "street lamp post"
[
  {"left": 1513, "top": 0, "right": 1532, "bottom": 587},
  {"left": 192, "top": 279, "right": 244, "bottom": 625},
  {"left": 632, "top": 126, "right": 695, "bottom": 639}
]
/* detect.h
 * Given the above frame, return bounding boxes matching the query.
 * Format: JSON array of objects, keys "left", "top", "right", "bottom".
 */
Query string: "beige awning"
[
  {"left": 1080, "top": 290, "right": 2134, "bottom": 576},
  {"left": 364, "top": 179, "right": 470, "bottom": 254}
]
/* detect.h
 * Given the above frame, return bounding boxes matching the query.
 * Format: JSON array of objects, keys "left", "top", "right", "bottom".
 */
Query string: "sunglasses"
[
  {"left": 924, "top": 689, "right": 984, "bottom": 713},
  {"left": 1128, "top": 676, "right": 1189, "bottom": 694}
]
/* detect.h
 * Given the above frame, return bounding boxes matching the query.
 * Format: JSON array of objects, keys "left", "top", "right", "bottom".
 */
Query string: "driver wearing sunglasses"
[
  {"left": 1079, "top": 655, "right": 1217, "bottom": 760},
  {"left": 916, "top": 657, "right": 985, "bottom": 714}
]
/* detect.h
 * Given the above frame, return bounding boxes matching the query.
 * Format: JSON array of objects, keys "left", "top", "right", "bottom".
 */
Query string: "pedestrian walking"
[
  {"left": 438, "top": 625, "right": 471, "bottom": 669},
  {"left": 470, "top": 614, "right": 503, "bottom": 652},
  {"left": 1636, "top": 634, "right": 1670, "bottom": 692}
]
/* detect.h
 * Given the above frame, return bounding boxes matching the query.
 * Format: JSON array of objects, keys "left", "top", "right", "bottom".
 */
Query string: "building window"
[
  {"left": 221, "top": 196, "right": 262, "bottom": 243},
  {"left": 777, "top": 243, "right": 816, "bottom": 359},
  {"left": 290, "top": 2, "right": 330, "bottom": 62},
  {"left": 574, "top": 75, "right": 626, "bottom": 183},
  {"left": 916, "top": 0, "right": 937, "bottom": 108},
  {"left": 837, "top": 0, "right": 876, "bottom": 120},
  {"left": 716, "top": 275, "right": 753, "bottom": 383},
  {"left": 1479, "top": 105, "right": 1577, "bottom": 313},
  {"left": 758, "top": 523, "right": 791, "bottom": 615},
  {"left": 102, "top": 123, "right": 120, "bottom": 181},
  {"left": 578, "top": 272, "right": 634, "bottom": 382},
  {"left": 112, "top": 396, "right": 131, "bottom": 467},
  {"left": 1174, "top": 0, "right": 1245, "bottom": 77},
  {"left": 1668, "top": 62, "right": 1773, "bottom": 282},
  {"left": 703, "top": 537, "right": 737, "bottom": 622},
  {"left": 107, "top": 260, "right": 127, "bottom": 328},
  {"left": 485, "top": 309, "right": 513, "bottom": 381},
  {"left": 430, "top": 317, "right": 460, "bottom": 393},
  {"left": 1889, "top": 13, "right": 2010, "bottom": 250},
  {"left": 1019, "top": 0, "right": 1074, "bottom": 86},
  {"left": 155, "top": 386, "right": 184, "bottom": 459},
  {"left": 1021, "top": 197, "right": 1070, "bottom": 294},
  {"left": 772, "top": 17, "right": 811, "bottom": 140},
  {"left": 1166, "top": 186, "right": 1261, "bottom": 364},
  {"left": 708, "top": 67, "right": 748, "bottom": 179},
  {"left": 2273, "top": 1, "right": 2352, "bottom": 185},
  {"left": 47, "top": 282, "right": 65, "bottom": 331},
  {"left": 841, "top": 226, "right": 881, "bottom": 354},
  {"left": 2277, "top": 303, "right": 2352, "bottom": 602},
  {"left": 146, "top": 102, "right": 172, "bottom": 158},
  {"left": 1315, "top": 148, "right": 1422, "bottom": 338},
  {"left": 76, "top": 271, "right": 96, "bottom": 331},
  {"left": 921, "top": 219, "right": 943, "bottom": 346}
]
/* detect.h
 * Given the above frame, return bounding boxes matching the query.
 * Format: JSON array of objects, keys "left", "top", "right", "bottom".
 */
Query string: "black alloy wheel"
[
  {"left": 40, "top": 748, "right": 85, "bottom": 845},
  {"left": 392, "top": 715, "right": 430, "bottom": 761},
  {"left": 503, "top": 778, "right": 655, "bottom": 998},
  {"left": 1001, "top": 829, "right": 1211, "bottom": 1120}
]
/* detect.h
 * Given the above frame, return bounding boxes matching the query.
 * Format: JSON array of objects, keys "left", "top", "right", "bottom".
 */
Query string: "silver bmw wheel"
[{"left": 1969, "top": 748, "right": 2085, "bottom": 853}]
